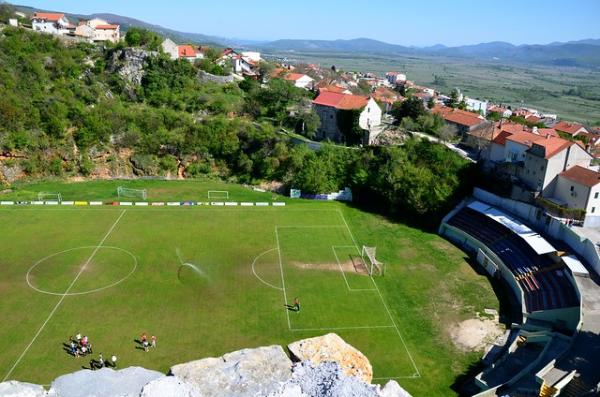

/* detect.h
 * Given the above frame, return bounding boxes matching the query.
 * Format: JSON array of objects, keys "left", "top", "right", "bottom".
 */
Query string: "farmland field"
[
  {"left": 0, "top": 179, "right": 499, "bottom": 396},
  {"left": 265, "top": 50, "right": 600, "bottom": 125}
]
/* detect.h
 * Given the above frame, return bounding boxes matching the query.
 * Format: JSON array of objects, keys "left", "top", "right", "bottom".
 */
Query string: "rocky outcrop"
[
  {"left": 47, "top": 367, "right": 163, "bottom": 397},
  {"left": 139, "top": 376, "right": 201, "bottom": 397},
  {"left": 107, "top": 48, "right": 157, "bottom": 87},
  {"left": 270, "top": 361, "right": 379, "bottom": 397},
  {"left": 0, "top": 334, "right": 411, "bottom": 397},
  {"left": 288, "top": 333, "right": 373, "bottom": 383},
  {"left": 0, "top": 380, "right": 46, "bottom": 397},
  {"left": 170, "top": 345, "right": 292, "bottom": 397},
  {"left": 380, "top": 380, "right": 413, "bottom": 397}
]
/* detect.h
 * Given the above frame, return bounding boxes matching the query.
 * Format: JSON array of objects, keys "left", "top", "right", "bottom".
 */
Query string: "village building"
[
  {"left": 312, "top": 92, "right": 382, "bottom": 144},
  {"left": 432, "top": 105, "right": 489, "bottom": 136},
  {"left": 31, "top": 12, "right": 72, "bottom": 35},
  {"left": 554, "top": 120, "right": 589, "bottom": 137},
  {"left": 385, "top": 72, "right": 406, "bottom": 86},
  {"left": 282, "top": 73, "right": 314, "bottom": 89}
]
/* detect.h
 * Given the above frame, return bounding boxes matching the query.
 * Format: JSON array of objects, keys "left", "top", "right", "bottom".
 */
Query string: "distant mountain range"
[
  {"left": 13, "top": 4, "right": 600, "bottom": 68},
  {"left": 259, "top": 38, "right": 600, "bottom": 68}
]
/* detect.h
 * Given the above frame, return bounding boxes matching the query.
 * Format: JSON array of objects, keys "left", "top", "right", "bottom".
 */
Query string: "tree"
[
  {"left": 427, "top": 97, "right": 435, "bottom": 109},
  {"left": 391, "top": 97, "right": 426, "bottom": 122},
  {"left": 125, "top": 28, "right": 162, "bottom": 50},
  {"left": 447, "top": 89, "right": 460, "bottom": 108},
  {"left": 337, "top": 109, "right": 363, "bottom": 145}
]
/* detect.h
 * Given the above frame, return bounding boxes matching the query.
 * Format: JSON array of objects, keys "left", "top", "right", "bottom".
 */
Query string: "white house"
[
  {"left": 465, "top": 97, "right": 488, "bottom": 116},
  {"left": 283, "top": 73, "right": 314, "bottom": 89},
  {"left": 385, "top": 72, "right": 406, "bottom": 85},
  {"left": 554, "top": 166, "right": 600, "bottom": 226},
  {"left": 8, "top": 18, "right": 18, "bottom": 27},
  {"left": 31, "top": 12, "right": 71, "bottom": 35},
  {"left": 92, "top": 24, "right": 120, "bottom": 43},
  {"left": 74, "top": 18, "right": 120, "bottom": 43},
  {"left": 161, "top": 39, "right": 179, "bottom": 60},
  {"left": 241, "top": 51, "right": 262, "bottom": 63}
]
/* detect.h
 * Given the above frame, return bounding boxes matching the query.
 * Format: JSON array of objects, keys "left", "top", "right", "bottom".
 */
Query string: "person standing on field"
[
  {"left": 151, "top": 335, "right": 156, "bottom": 348},
  {"left": 293, "top": 297, "right": 300, "bottom": 312}
]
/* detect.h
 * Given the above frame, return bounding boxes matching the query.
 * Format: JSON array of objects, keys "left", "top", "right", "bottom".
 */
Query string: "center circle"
[{"left": 26, "top": 246, "right": 138, "bottom": 296}]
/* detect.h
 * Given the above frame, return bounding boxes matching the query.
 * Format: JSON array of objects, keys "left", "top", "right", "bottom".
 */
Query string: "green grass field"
[{"left": 0, "top": 179, "right": 499, "bottom": 396}]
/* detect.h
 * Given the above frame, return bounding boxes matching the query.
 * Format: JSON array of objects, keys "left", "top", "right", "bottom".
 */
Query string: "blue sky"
[{"left": 18, "top": 0, "right": 600, "bottom": 46}]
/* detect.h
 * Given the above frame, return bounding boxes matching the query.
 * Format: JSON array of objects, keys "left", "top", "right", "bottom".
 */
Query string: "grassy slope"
[
  {"left": 0, "top": 180, "right": 498, "bottom": 396},
  {"left": 266, "top": 51, "right": 600, "bottom": 125}
]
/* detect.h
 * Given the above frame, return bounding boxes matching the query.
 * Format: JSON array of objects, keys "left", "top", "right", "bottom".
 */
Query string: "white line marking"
[
  {"left": 275, "top": 228, "right": 291, "bottom": 330},
  {"left": 332, "top": 246, "right": 376, "bottom": 292},
  {"left": 337, "top": 209, "right": 421, "bottom": 378},
  {"left": 2, "top": 210, "right": 127, "bottom": 381},
  {"left": 251, "top": 248, "right": 283, "bottom": 291},
  {"left": 26, "top": 245, "right": 138, "bottom": 296}
]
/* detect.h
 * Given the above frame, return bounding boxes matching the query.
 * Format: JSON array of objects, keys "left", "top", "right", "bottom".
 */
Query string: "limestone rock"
[
  {"left": 140, "top": 376, "right": 201, "bottom": 397},
  {"left": 0, "top": 381, "right": 47, "bottom": 397},
  {"left": 380, "top": 380, "right": 412, "bottom": 397},
  {"left": 169, "top": 345, "right": 292, "bottom": 397},
  {"left": 271, "top": 361, "right": 379, "bottom": 397},
  {"left": 288, "top": 333, "right": 373, "bottom": 383},
  {"left": 47, "top": 367, "right": 163, "bottom": 397}
]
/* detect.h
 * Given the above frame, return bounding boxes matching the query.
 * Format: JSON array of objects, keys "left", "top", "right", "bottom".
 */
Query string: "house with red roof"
[
  {"left": 72, "top": 18, "right": 120, "bottom": 43},
  {"left": 521, "top": 135, "right": 592, "bottom": 196},
  {"left": 281, "top": 73, "right": 314, "bottom": 89},
  {"left": 177, "top": 45, "right": 200, "bottom": 61},
  {"left": 217, "top": 48, "right": 259, "bottom": 77},
  {"left": 432, "top": 105, "right": 488, "bottom": 136},
  {"left": 554, "top": 166, "right": 600, "bottom": 221},
  {"left": 554, "top": 121, "right": 588, "bottom": 137},
  {"left": 31, "top": 12, "right": 71, "bottom": 35},
  {"left": 312, "top": 92, "right": 382, "bottom": 143}
]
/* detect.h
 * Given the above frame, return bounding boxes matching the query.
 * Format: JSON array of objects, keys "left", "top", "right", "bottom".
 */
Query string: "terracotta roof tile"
[
  {"left": 560, "top": 165, "right": 600, "bottom": 187},
  {"left": 95, "top": 24, "right": 119, "bottom": 30},
  {"left": 32, "top": 12, "right": 65, "bottom": 21},
  {"left": 313, "top": 92, "right": 369, "bottom": 110},
  {"left": 178, "top": 45, "right": 197, "bottom": 58},
  {"left": 555, "top": 121, "right": 587, "bottom": 135}
]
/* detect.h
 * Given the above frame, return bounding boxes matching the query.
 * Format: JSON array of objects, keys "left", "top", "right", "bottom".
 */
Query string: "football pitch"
[{"left": 0, "top": 180, "right": 499, "bottom": 396}]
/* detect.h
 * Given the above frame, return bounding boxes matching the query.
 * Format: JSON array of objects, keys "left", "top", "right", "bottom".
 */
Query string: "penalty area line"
[{"left": 2, "top": 209, "right": 127, "bottom": 382}]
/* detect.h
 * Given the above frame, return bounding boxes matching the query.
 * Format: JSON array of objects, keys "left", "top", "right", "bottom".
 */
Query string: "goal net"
[
  {"left": 362, "top": 246, "right": 384, "bottom": 276},
  {"left": 117, "top": 186, "right": 147, "bottom": 200},
  {"left": 208, "top": 190, "right": 229, "bottom": 200},
  {"left": 38, "top": 192, "right": 62, "bottom": 202}
]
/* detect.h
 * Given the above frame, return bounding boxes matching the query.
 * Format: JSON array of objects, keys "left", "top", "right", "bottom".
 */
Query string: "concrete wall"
[{"left": 473, "top": 188, "right": 600, "bottom": 275}]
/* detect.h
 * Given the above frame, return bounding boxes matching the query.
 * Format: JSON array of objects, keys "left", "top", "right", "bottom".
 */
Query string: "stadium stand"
[{"left": 446, "top": 206, "right": 578, "bottom": 313}]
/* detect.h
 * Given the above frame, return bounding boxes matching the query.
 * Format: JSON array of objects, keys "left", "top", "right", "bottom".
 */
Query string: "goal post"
[
  {"left": 207, "top": 190, "right": 229, "bottom": 200},
  {"left": 117, "top": 186, "right": 147, "bottom": 200},
  {"left": 38, "top": 192, "right": 62, "bottom": 202},
  {"left": 362, "top": 246, "right": 384, "bottom": 276}
]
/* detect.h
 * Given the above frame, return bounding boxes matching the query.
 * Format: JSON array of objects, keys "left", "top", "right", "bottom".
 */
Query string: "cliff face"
[{"left": 0, "top": 334, "right": 412, "bottom": 397}]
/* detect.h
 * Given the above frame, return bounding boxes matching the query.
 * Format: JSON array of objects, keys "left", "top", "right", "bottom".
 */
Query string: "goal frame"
[
  {"left": 361, "top": 246, "right": 385, "bottom": 276},
  {"left": 207, "top": 190, "right": 229, "bottom": 200},
  {"left": 117, "top": 186, "right": 147, "bottom": 200},
  {"left": 37, "top": 192, "right": 62, "bottom": 202}
]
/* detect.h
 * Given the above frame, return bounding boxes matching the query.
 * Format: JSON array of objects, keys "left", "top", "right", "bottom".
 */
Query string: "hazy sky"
[{"left": 19, "top": 0, "right": 600, "bottom": 46}]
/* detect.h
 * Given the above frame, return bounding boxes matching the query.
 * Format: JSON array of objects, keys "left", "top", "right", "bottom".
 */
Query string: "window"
[
  {"left": 571, "top": 186, "right": 575, "bottom": 192},
  {"left": 593, "top": 207, "right": 596, "bottom": 214},
  {"left": 595, "top": 192, "right": 599, "bottom": 199}
]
